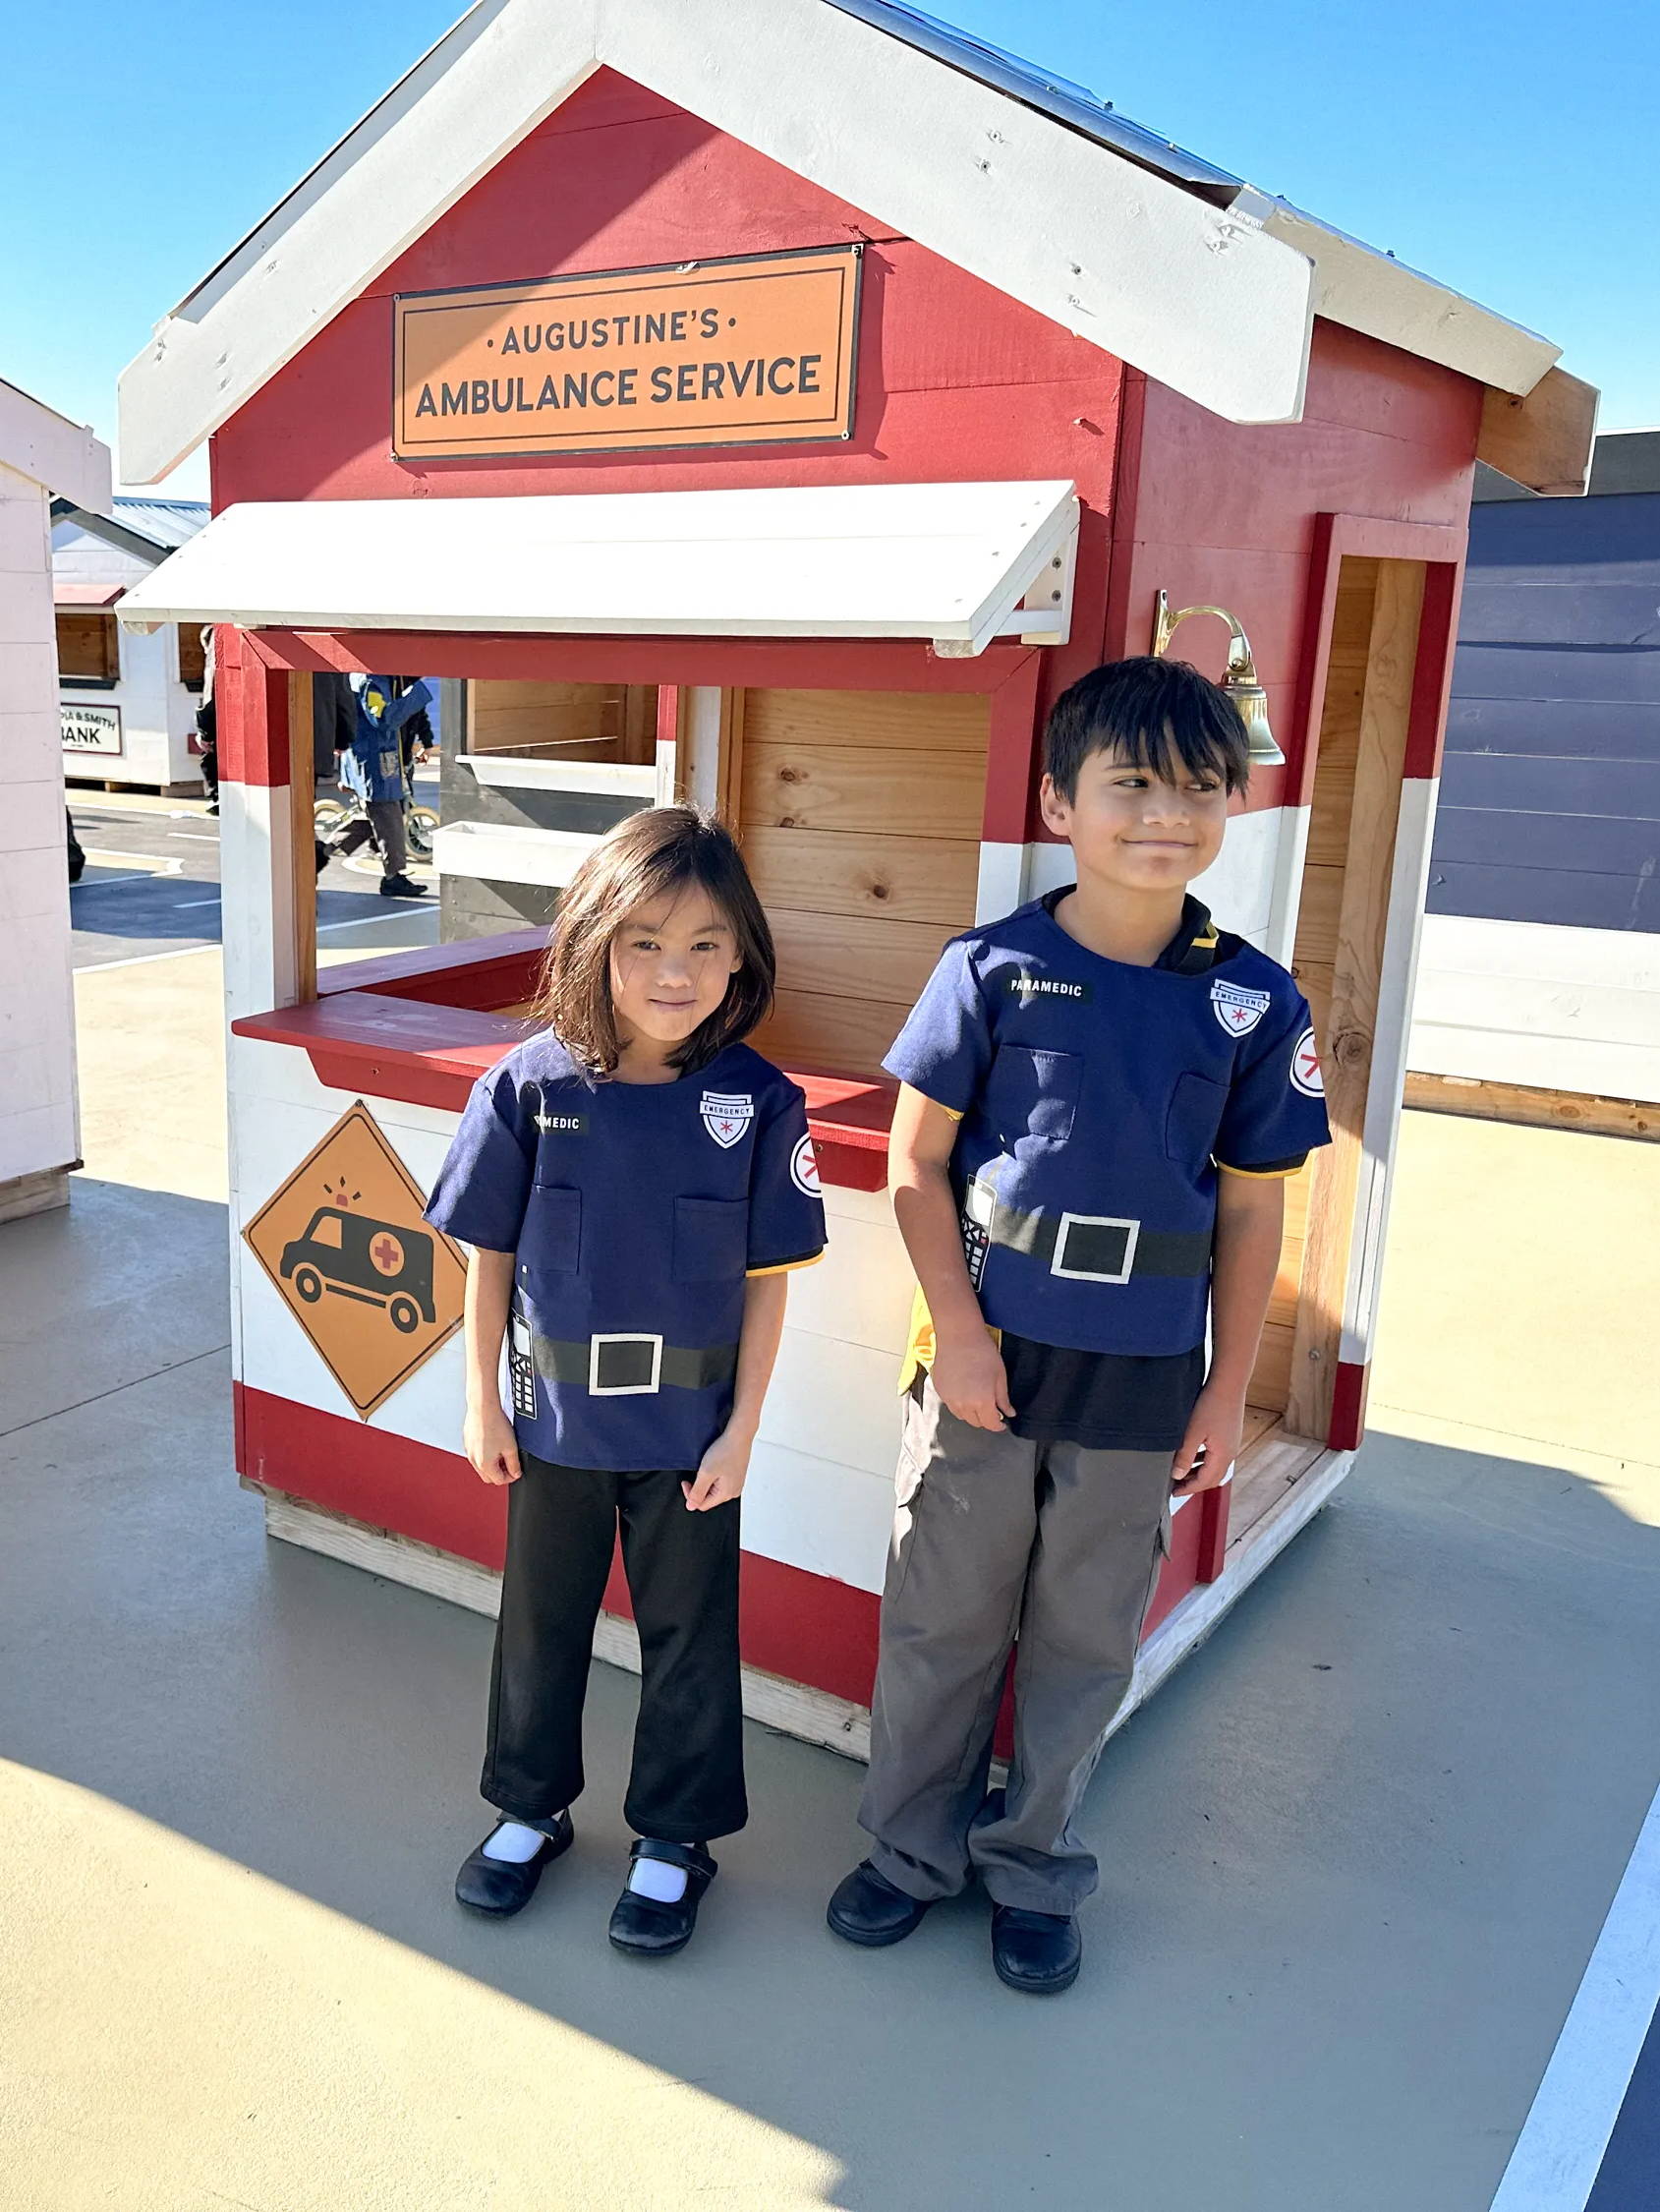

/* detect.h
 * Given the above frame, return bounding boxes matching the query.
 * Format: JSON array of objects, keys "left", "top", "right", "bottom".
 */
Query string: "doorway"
[{"left": 1251, "top": 553, "right": 1429, "bottom": 1443}]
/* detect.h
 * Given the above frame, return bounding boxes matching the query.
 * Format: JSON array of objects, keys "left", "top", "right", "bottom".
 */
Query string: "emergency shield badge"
[
  {"left": 1211, "top": 978, "right": 1272, "bottom": 1036},
  {"left": 701, "top": 1091, "right": 755, "bottom": 1147}
]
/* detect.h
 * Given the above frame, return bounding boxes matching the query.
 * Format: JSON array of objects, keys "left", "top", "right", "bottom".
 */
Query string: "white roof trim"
[
  {"left": 118, "top": 0, "right": 1314, "bottom": 481},
  {"left": 0, "top": 378, "right": 111, "bottom": 509},
  {"left": 1241, "top": 196, "right": 1558, "bottom": 397},
  {"left": 112, "top": 479, "right": 1080, "bottom": 659},
  {"left": 118, "top": 0, "right": 1564, "bottom": 486}
]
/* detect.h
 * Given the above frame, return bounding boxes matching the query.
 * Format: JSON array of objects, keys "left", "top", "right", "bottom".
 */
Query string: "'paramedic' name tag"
[
  {"left": 1211, "top": 979, "right": 1272, "bottom": 1035},
  {"left": 1005, "top": 973, "right": 1091, "bottom": 1005},
  {"left": 701, "top": 1091, "right": 755, "bottom": 1147}
]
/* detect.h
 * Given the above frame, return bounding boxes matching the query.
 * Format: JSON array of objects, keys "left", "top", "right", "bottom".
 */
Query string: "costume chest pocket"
[
  {"left": 985, "top": 1044, "right": 1080, "bottom": 1146},
  {"left": 1164, "top": 1072, "right": 1228, "bottom": 1167},
  {"left": 518, "top": 1184, "right": 582, "bottom": 1282},
  {"left": 672, "top": 1196, "right": 750, "bottom": 1284}
]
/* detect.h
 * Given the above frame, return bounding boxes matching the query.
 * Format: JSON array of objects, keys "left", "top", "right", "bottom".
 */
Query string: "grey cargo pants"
[{"left": 859, "top": 1376, "right": 1173, "bottom": 1915}]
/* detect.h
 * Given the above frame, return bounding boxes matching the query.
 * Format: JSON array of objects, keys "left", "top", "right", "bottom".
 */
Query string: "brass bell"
[{"left": 1150, "top": 591, "right": 1286, "bottom": 767}]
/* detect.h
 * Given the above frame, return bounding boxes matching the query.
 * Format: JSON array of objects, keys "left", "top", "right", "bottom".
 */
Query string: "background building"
[
  {"left": 53, "top": 495, "right": 208, "bottom": 792},
  {"left": 1409, "top": 429, "right": 1660, "bottom": 1126},
  {"left": 0, "top": 378, "right": 110, "bottom": 1221}
]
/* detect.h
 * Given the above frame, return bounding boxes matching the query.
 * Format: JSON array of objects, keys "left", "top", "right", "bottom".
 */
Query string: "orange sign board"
[
  {"left": 393, "top": 245, "right": 862, "bottom": 459},
  {"left": 244, "top": 1101, "right": 466, "bottom": 1421}
]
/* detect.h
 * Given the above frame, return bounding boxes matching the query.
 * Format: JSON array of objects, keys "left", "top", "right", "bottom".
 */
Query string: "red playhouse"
[{"left": 114, "top": 0, "right": 1594, "bottom": 1758}]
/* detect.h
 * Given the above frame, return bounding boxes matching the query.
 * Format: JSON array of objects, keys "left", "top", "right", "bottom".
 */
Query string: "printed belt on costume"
[
  {"left": 530, "top": 1328, "right": 739, "bottom": 1397},
  {"left": 966, "top": 1179, "right": 1211, "bottom": 1285}
]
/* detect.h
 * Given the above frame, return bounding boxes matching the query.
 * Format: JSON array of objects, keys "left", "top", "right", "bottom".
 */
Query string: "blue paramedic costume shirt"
[
  {"left": 426, "top": 1035, "right": 827, "bottom": 1472},
  {"left": 886, "top": 890, "right": 1332, "bottom": 1362}
]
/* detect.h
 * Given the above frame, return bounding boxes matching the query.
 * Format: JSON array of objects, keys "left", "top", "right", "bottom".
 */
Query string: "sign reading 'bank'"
[{"left": 393, "top": 245, "right": 861, "bottom": 460}]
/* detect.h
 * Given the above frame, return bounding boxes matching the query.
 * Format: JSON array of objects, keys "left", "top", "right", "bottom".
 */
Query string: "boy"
[{"left": 827, "top": 657, "right": 1331, "bottom": 1994}]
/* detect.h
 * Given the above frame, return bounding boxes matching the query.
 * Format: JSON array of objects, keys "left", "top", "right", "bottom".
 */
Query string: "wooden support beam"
[
  {"left": 1477, "top": 366, "right": 1599, "bottom": 496},
  {"left": 287, "top": 671, "right": 317, "bottom": 1005},
  {"left": 1404, "top": 1072, "right": 1660, "bottom": 1143},
  {"left": 1287, "top": 558, "right": 1424, "bottom": 1440}
]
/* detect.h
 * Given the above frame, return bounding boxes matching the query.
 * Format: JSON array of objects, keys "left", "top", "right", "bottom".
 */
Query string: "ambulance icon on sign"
[{"left": 280, "top": 1208, "right": 437, "bottom": 1336}]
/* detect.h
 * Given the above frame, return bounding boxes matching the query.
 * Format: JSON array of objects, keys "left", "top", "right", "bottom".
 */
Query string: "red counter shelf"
[{"left": 236, "top": 942, "right": 899, "bottom": 1191}]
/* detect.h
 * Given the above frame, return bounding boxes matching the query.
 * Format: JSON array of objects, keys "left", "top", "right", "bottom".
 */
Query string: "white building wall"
[
  {"left": 61, "top": 619, "right": 200, "bottom": 789},
  {"left": 54, "top": 522, "right": 201, "bottom": 789},
  {"left": 1409, "top": 913, "right": 1660, "bottom": 1104},
  {"left": 0, "top": 460, "right": 81, "bottom": 1205}
]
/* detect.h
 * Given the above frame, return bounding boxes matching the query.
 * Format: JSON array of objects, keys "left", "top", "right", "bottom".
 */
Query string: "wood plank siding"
[{"left": 740, "top": 688, "right": 990, "bottom": 1078}]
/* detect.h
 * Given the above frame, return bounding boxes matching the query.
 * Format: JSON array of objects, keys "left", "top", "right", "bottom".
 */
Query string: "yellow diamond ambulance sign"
[{"left": 244, "top": 1100, "right": 466, "bottom": 1420}]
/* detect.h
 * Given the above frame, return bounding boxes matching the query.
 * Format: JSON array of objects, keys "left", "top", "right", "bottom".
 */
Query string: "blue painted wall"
[{"left": 1430, "top": 481, "right": 1660, "bottom": 933}]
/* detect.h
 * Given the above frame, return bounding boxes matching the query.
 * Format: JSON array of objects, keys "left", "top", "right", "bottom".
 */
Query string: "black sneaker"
[
  {"left": 378, "top": 872, "right": 428, "bottom": 899},
  {"left": 607, "top": 1838, "right": 717, "bottom": 1958},
  {"left": 990, "top": 1903, "right": 1081, "bottom": 1994},
  {"left": 827, "top": 1859, "right": 933, "bottom": 1948},
  {"left": 454, "top": 1812, "right": 573, "bottom": 1916}
]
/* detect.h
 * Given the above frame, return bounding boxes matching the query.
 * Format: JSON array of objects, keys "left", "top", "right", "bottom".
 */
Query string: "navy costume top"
[
  {"left": 426, "top": 1035, "right": 827, "bottom": 1472},
  {"left": 885, "top": 890, "right": 1332, "bottom": 1360},
  {"left": 340, "top": 675, "right": 433, "bottom": 804}
]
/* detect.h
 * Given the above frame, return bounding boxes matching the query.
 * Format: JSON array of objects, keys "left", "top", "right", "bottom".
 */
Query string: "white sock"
[
  {"left": 482, "top": 1818, "right": 558, "bottom": 1863},
  {"left": 627, "top": 1851, "right": 689, "bottom": 1903}
]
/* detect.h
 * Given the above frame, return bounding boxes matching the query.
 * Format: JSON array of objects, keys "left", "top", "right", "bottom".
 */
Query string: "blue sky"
[{"left": 2, "top": 0, "right": 1652, "bottom": 496}]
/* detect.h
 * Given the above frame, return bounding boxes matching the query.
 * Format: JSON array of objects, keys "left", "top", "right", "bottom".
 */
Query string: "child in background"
[
  {"left": 427, "top": 806, "right": 826, "bottom": 1956},
  {"left": 828, "top": 658, "right": 1331, "bottom": 1993}
]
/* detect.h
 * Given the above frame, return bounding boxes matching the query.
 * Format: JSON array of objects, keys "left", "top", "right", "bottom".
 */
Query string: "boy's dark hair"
[
  {"left": 530, "top": 803, "right": 774, "bottom": 1077},
  {"left": 1044, "top": 656, "right": 1251, "bottom": 799}
]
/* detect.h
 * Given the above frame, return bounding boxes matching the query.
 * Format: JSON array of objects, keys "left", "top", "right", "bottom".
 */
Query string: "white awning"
[{"left": 115, "top": 480, "right": 1078, "bottom": 660}]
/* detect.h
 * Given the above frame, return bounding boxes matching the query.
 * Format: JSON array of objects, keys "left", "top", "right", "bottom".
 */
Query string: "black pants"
[{"left": 482, "top": 1453, "right": 747, "bottom": 1843}]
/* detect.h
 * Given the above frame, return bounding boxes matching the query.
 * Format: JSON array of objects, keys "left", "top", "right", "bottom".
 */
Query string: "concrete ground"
[
  {"left": 2, "top": 921, "right": 1658, "bottom": 2210},
  {"left": 67, "top": 782, "right": 436, "bottom": 968}
]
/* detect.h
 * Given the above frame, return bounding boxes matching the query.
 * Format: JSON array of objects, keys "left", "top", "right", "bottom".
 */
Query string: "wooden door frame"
[{"left": 1282, "top": 513, "right": 1466, "bottom": 1447}]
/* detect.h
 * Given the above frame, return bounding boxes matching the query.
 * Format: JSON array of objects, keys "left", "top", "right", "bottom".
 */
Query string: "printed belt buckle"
[
  {"left": 589, "top": 1332, "right": 664, "bottom": 1396},
  {"left": 1051, "top": 1213, "right": 1140, "bottom": 1285}
]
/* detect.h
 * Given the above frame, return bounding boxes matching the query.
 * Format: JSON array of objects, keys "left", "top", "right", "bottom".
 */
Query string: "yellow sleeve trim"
[
  {"left": 896, "top": 1284, "right": 1000, "bottom": 1393},
  {"left": 1217, "top": 1159, "right": 1300, "bottom": 1180},
  {"left": 899, "top": 1081, "right": 963, "bottom": 1122},
  {"left": 746, "top": 1252, "right": 825, "bottom": 1278}
]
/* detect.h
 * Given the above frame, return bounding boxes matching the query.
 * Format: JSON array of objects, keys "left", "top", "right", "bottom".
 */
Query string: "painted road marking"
[
  {"left": 1489, "top": 1781, "right": 1660, "bottom": 2211},
  {"left": 78, "top": 850, "right": 186, "bottom": 875},
  {"left": 77, "top": 943, "right": 223, "bottom": 972},
  {"left": 77, "top": 903, "right": 432, "bottom": 969},
  {"left": 316, "top": 906, "right": 429, "bottom": 928}
]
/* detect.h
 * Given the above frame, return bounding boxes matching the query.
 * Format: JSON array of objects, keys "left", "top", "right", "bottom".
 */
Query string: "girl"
[{"left": 426, "top": 805, "right": 826, "bottom": 1956}]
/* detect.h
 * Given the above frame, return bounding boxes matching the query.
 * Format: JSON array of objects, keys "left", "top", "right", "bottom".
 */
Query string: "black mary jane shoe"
[
  {"left": 991, "top": 1903, "right": 1082, "bottom": 1994},
  {"left": 607, "top": 1837, "right": 717, "bottom": 1958},
  {"left": 454, "top": 1812, "right": 574, "bottom": 1917},
  {"left": 827, "top": 1859, "right": 933, "bottom": 1948}
]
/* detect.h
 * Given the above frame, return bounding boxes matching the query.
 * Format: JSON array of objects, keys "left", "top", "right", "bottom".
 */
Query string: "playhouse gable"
[{"left": 210, "top": 71, "right": 1127, "bottom": 522}]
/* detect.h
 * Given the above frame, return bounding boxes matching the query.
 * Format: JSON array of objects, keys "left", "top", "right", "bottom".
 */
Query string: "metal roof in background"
[
  {"left": 826, "top": 0, "right": 1246, "bottom": 205},
  {"left": 108, "top": 496, "right": 210, "bottom": 550}
]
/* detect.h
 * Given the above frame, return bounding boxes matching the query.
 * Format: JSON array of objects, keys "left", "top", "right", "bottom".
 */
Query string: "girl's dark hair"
[
  {"left": 530, "top": 804, "right": 774, "bottom": 1077},
  {"left": 1044, "top": 656, "right": 1251, "bottom": 799}
]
